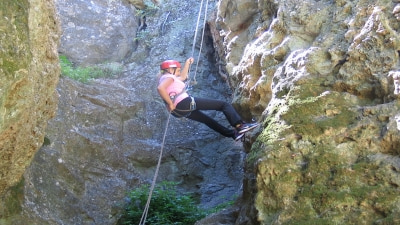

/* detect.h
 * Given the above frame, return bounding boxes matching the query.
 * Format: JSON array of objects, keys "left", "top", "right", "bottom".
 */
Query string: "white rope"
[
  {"left": 190, "top": 0, "right": 205, "bottom": 58},
  {"left": 187, "top": 0, "right": 209, "bottom": 87},
  {"left": 138, "top": 113, "right": 171, "bottom": 225},
  {"left": 192, "top": 0, "right": 209, "bottom": 85}
]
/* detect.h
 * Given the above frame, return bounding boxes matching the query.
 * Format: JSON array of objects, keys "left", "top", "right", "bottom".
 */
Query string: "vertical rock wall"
[
  {"left": 0, "top": 0, "right": 60, "bottom": 198},
  {"left": 10, "top": 0, "right": 244, "bottom": 224},
  {"left": 56, "top": 0, "right": 138, "bottom": 65},
  {"left": 211, "top": 0, "right": 400, "bottom": 224},
  {"left": 3, "top": 0, "right": 400, "bottom": 224}
]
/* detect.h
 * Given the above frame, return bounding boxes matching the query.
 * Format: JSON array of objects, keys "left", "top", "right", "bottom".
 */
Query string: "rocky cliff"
[
  {"left": 0, "top": 0, "right": 60, "bottom": 210},
  {"left": 2, "top": 0, "right": 400, "bottom": 224},
  {"left": 210, "top": 0, "right": 400, "bottom": 224},
  {"left": 2, "top": 0, "right": 246, "bottom": 224}
]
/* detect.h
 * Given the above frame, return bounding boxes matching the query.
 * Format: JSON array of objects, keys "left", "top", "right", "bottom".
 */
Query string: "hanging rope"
[
  {"left": 187, "top": 0, "right": 209, "bottom": 88},
  {"left": 138, "top": 113, "right": 171, "bottom": 225},
  {"left": 190, "top": 0, "right": 205, "bottom": 58},
  {"left": 138, "top": 1, "right": 208, "bottom": 224}
]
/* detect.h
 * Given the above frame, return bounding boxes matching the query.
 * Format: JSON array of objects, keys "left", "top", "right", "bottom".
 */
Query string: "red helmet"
[{"left": 160, "top": 60, "right": 181, "bottom": 70}]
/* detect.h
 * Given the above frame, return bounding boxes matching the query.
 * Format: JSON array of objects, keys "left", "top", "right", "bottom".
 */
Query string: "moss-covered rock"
[{"left": 0, "top": 0, "right": 60, "bottom": 213}]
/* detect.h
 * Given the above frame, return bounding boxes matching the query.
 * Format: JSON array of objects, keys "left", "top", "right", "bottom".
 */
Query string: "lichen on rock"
[
  {"left": 0, "top": 0, "right": 60, "bottom": 199},
  {"left": 211, "top": 0, "right": 400, "bottom": 224}
]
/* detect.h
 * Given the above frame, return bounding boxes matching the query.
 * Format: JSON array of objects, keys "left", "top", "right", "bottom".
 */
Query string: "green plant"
[
  {"left": 118, "top": 181, "right": 208, "bottom": 225},
  {"left": 59, "top": 55, "right": 122, "bottom": 83},
  {"left": 207, "top": 196, "right": 236, "bottom": 214},
  {"left": 135, "top": 0, "right": 159, "bottom": 17},
  {"left": 134, "top": 30, "right": 152, "bottom": 47}
]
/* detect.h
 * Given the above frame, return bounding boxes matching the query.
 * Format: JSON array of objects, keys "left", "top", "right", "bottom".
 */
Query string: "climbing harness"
[
  {"left": 168, "top": 89, "right": 197, "bottom": 118},
  {"left": 139, "top": 0, "right": 208, "bottom": 224},
  {"left": 171, "top": 96, "right": 196, "bottom": 118}
]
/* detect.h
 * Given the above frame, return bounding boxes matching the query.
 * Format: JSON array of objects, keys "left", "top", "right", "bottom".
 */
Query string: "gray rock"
[{"left": 56, "top": 0, "right": 138, "bottom": 65}]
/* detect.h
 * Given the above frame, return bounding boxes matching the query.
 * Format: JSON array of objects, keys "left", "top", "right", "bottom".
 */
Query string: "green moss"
[
  {"left": 286, "top": 217, "right": 336, "bottom": 225},
  {"left": 253, "top": 121, "right": 400, "bottom": 224},
  {"left": 282, "top": 93, "right": 357, "bottom": 137},
  {"left": 278, "top": 154, "right": 400, "bottom": 224},
  {"left": 0, "top": 0, "right": 31, "bottom": 78},
  {"left": 247, "top": 102, "right": 292, "bottom": 163},
  {"left": 249, "top": 88, "right": 359, "bottom": 164},
  {"left": 42, "top": 136, "right": 51, "bottom": 146},
  {"left": 59, "top": 55, "right": 122, "bottom": 83},
  {"left": 249, "top": 86, "right": 400, "bottom": 224},
  {"left": 1, "top": 178, "right": 24, "bottom": 219}
]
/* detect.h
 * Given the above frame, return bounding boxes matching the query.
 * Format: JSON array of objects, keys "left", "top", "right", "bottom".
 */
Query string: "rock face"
[
  {"left": 4, "top": 0, "right": 245, "bottom": 224},
  {"left": 56, "top": 0, "right": 138, "bottom": 65},
  {"left": 209, "top": 0, "right": 400, "bottom": 224},
  {"left": 0, "top": 0, "right": 60, "bottom": 202},
  {"left": 20, "top": 74, "right": 244, "bottom": 224},
  {"left": 3, "top": 0, "right": 400, "bottom": 224}
]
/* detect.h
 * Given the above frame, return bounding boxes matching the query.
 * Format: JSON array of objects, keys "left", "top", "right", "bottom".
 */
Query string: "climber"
[{"left": 157, "top": 57, "right": 258, "bottom": 141}]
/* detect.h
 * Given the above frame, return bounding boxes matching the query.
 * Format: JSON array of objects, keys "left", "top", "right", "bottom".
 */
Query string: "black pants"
[{"left": 172, "top": 97, "right": 242, "bottom": 137}]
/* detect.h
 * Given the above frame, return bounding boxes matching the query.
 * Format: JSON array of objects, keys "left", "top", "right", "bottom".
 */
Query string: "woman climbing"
[{"left": 157, "top": 57, "right": 258, "bottom": 141}]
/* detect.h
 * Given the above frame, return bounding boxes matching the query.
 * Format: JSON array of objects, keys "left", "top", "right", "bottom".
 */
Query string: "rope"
[
  {"left": 138, "top": 1, "right": 209, "bottom": 224},
  {"left": 190, "top": 0, "right": 205, "bottom": 58},
  {"left": 186, "top": 0, "right": 209, "bottom": 87},
  {"left": 138, "top": 113, "right": 171, "bottom": 225},
  {"left": 192, "top": 0, "right": 209, "bottom": 85}
]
